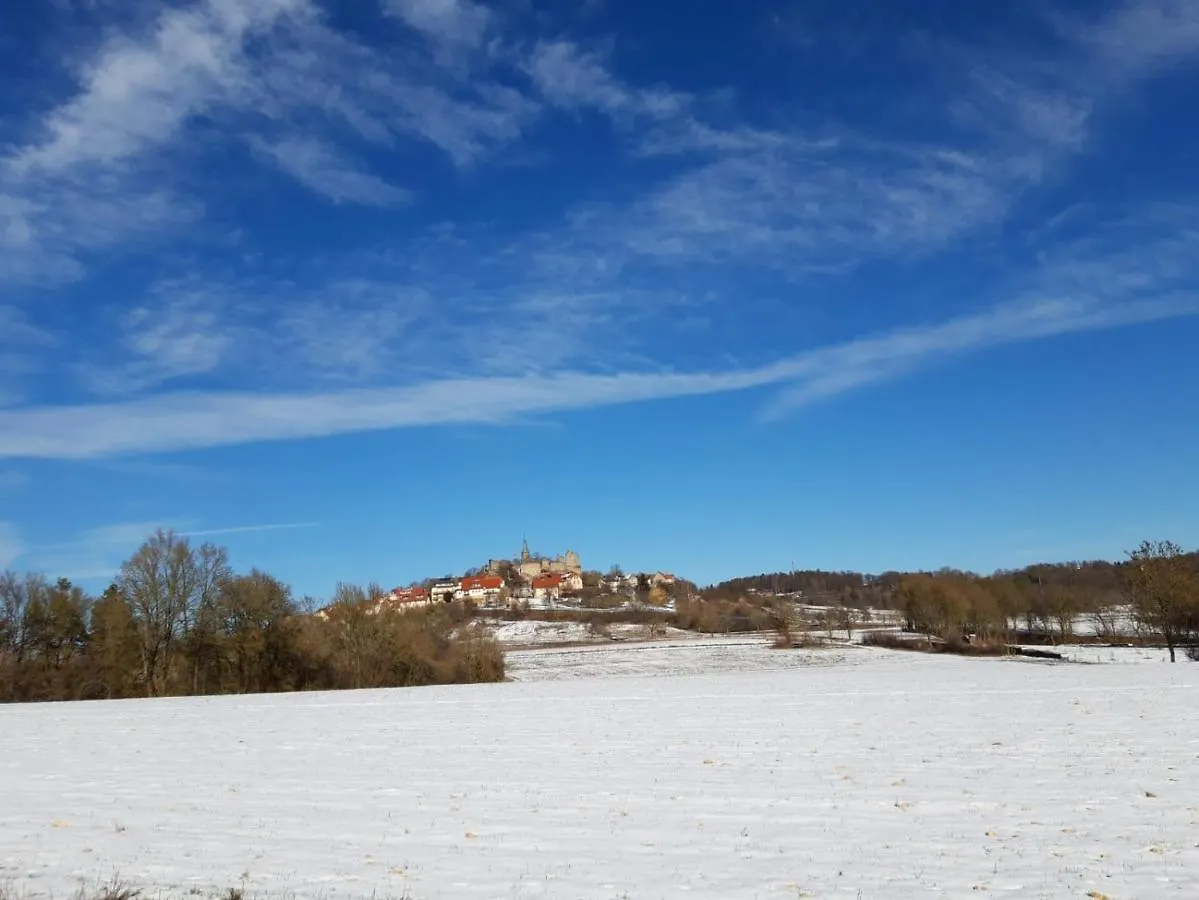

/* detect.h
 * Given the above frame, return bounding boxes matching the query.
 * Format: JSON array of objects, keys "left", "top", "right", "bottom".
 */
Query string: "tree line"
[
  {"left": 711, "top": 542, "right": 1199, "bottom": 661},
  {"left": 710, "top": 559, "right": 1134, "bottom": 610},
  {"left": 894, "top": 542, "right": 1197, "bottom": 661},
  {"left": 0, "top": 529, "right": 504, "bottom": 703}
]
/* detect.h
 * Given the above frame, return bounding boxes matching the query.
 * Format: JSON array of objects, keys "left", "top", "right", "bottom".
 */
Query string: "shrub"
[
  {"left": 861, "top": 631, "right": 939, "bottom": 652},
  {"left": 442, "top": 624, "right": 505, "bottom": 683},
  {"left": 310, "top": 602, "right": 505, "bottom": 689},
  {"left": 672, "top": 596, "right": 773, "bottom": 634},
  {"left": 861, "top": 630, "right": 1010, "bottom": 657},
  {"left": 941, "top": 636, "right": 1009, "bottom": 657},
  {"left": 768, "top": 602, "right": 804, "bottom": 648}
]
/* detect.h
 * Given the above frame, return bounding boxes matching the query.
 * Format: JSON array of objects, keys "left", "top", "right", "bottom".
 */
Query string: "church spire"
[{"left": 521, "top": 537, "right": 531, "bottom": 563}]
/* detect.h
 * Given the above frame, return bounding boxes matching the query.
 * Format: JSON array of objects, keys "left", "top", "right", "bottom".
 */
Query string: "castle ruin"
[{"left": 488, "top": 539, "right": 582, "bottom": 582}]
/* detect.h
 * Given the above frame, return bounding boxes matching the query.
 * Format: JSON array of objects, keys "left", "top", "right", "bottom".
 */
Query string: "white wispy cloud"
[
  {"left": 763, "top": 205, "right": 1199, "bottom": 414},
  {"left": 121, "top": 295, "right": 231, "bottom": 383},
  {"left": 75, "top": 283, "right": 236, "bottom": 395},
  {"left": 762, "top": 294, "right": 1198, "bottom": 419},
  {"left": 78, "top": 522, "right": 181, "bottom": 548},
  {"left": 33, "top": 519, "right": 320, "bottom": 551},
  {"left": 0, "top": 0, "right": 301, "bottom": 285},
  {"left": 67, "top": 243, "right": 654, "bottom": 398},
  {"left": 0, "top": 175, "right": 196, "bottom": 288},
  {"left": 950, "top": 62, "right": 1092, "bottom": 158},
  {"left": 257, "top": 5, "right": 537, "bottom": 166},
  {"left": 181, "top": 522, "right": 321, "bottom": 538},
  {"left": 534, "top": 0, "right": 1199, "bottom": 273},
  {"left": 4, "top": 0, "right": 1196, "bottom": 447},
  {"left": 73, "top": 275, "right": 437, "bottom": 395},
  {"left": 388, "top": 81, "right": 537, "bottom": 166},
  {"left": 6, "top": 0, "right": 1181, "bottom": 300},
  {"left": 1073, "top": 0, "right": 1199, "bottom": 76},
  {"left": 525, "top": 40, "right": 687, "bottom": 119},
  {"left": 635, "top": 121, "right": 800, "bottom": 159},
  {"left": 0, "top": 0, "right": 540, "bottom": 286},
  {"left": 2, "top": 270, "right": 1194, "bottom": 460},
  {"left": 274, "top": 282, "right": 431, "bottom": 381},
  {"left": 524, "top": 38, "right": 759, "bottom": 162},
  {"left": 4, "top": 186, "right": 1190, "bottom": 460},
  {"left": 9, "top": 0, "right": 305, "bottom": 177},
  {"left": 385, "top": 0, "right": 492, "bottom": 49},
  {"left": 10, "top": 519, "right": 164, "bottom": 581},
  {"left": 10, "top": 520, "right": 320, "bottom": 580},
  {"left": 606, "top": 143, "right": 1013, "bottom": 270},
  {"left": 252, "top": 136, "right": 412, "bottom": 206}
]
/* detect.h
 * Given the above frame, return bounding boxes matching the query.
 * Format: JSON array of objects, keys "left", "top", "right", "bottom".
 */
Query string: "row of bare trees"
[
  {"left": 895, "top": 540, "right": 1199, "bottom": 661},
  {"left": 0, "top": 529, "right": 504, "bottom": 703}
]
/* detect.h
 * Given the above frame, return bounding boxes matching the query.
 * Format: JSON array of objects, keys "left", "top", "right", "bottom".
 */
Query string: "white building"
[
  {"left": 458, "top": 575, "right": 506, "bottom": 604},
  {"left": 430, "top": 582, "right": 458, "bottom": 603}
]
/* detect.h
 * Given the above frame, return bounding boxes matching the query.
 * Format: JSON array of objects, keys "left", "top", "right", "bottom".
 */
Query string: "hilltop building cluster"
[{"left": 317, "top": 539, "right": 680, "bottom": 617}]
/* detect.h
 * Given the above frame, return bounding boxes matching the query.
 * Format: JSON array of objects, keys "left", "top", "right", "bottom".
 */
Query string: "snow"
[
  {"left": 487, "top": 619, "right": 712, "bottom": 648},
  {"left": 1017, "top": 643, "right": 1177, "bottom": 665},
  {"left": 1069, "top": 610, "right": 1140, "bottom": 638},
  {"left": 489, "top": 620, "right": 597, "bottom": 645},
  {"left": 2, "top": 644, "right": 1198, "bottom": 899},
  {"left": 506, "top": 637, "right": 857, "bottom": 681}
]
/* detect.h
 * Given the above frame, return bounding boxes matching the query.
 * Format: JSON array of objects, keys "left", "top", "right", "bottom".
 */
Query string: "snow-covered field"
[
  {"left": 488, "top": 619, "right": 599, "bottom": 646},
  {"left": 486, "top": 620, "right": 694, "bottom": 648},
  {"left": 2, "top": 641, "right": 1197, "bottom": 899},
  {"left": 506, "top": 637, "right": 856, "bottom": 681},
  {"left": 1016, "top": 643, "right": 1176, "bottom": 665},
  {"left": 485, "top": 619, "right": 710, "bottom": 648}
]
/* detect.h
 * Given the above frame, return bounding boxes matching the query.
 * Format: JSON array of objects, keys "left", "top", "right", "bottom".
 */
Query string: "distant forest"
[{"left": 705, "top": 559, "right": 1151, "bottom": 610}]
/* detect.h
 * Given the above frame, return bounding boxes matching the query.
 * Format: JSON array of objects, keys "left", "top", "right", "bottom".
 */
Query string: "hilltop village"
[{"left": 322, "top": 541, "right": 679, "bottom": 617}]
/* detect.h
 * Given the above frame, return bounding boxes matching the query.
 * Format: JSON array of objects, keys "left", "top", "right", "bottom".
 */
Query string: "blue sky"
[{"left": 1, "top": 0, "right": 1198, "bottom": 597}]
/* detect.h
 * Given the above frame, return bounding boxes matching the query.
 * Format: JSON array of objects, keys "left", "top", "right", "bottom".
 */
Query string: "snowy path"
[{"left": 1, "top": 647, "right": 1197, "bottom": 899}]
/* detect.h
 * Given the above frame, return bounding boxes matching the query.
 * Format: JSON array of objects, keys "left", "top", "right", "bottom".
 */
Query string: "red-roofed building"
[
  {"left": 531, "top": 573, "right": 563, "bottom": 601},
  {"left": 387, "top": 586, "right": 429, "bottom": 604},
  {"left": 531, "top": 571, "right": 583, "bottom": 600},
  {"left": 379, "top": 586, "right": 432, "bottom": 613},
  {"left": 459, "top": 575, "right": 505, "bottom": 602}
]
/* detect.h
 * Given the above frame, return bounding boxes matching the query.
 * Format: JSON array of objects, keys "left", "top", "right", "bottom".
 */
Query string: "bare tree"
[
  {"left": 0, "top": 572, "right": 44, "bottom": 663},
  {"left": 1124, "top": 540, "right": 1198, "bottom": 663},
  {"left": 325, "top": 582, "right": 373, "bottom": 690},
  {"left": 1046, "top": 585, "right": 1078, "bottom": 644},
  {"left": 834, "top": 601, "right": 854, "bottom": 640},
  {"left": 1089, "top": 605, "right": 1122, "bottom": 640},
  {"left": 117, "top": 529, "right": 224, "bottom": 695},
  {"left": 182, "top": 543, "right": 232, "bottom": 694},
  {"left": 87, "top": 585, "right": 141, "bottom": 699},
  {"left": 220, "top": 570, "right": 296, "bottom": 693},
  {"left": 768, "top": 600, "right": 803, "bottom": 648},
  {"left": 0, "top": 573, "right": 50, "bottom": 701},
  {"left": 29, "top": 578, "right": 89, "bottom": 667}
]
